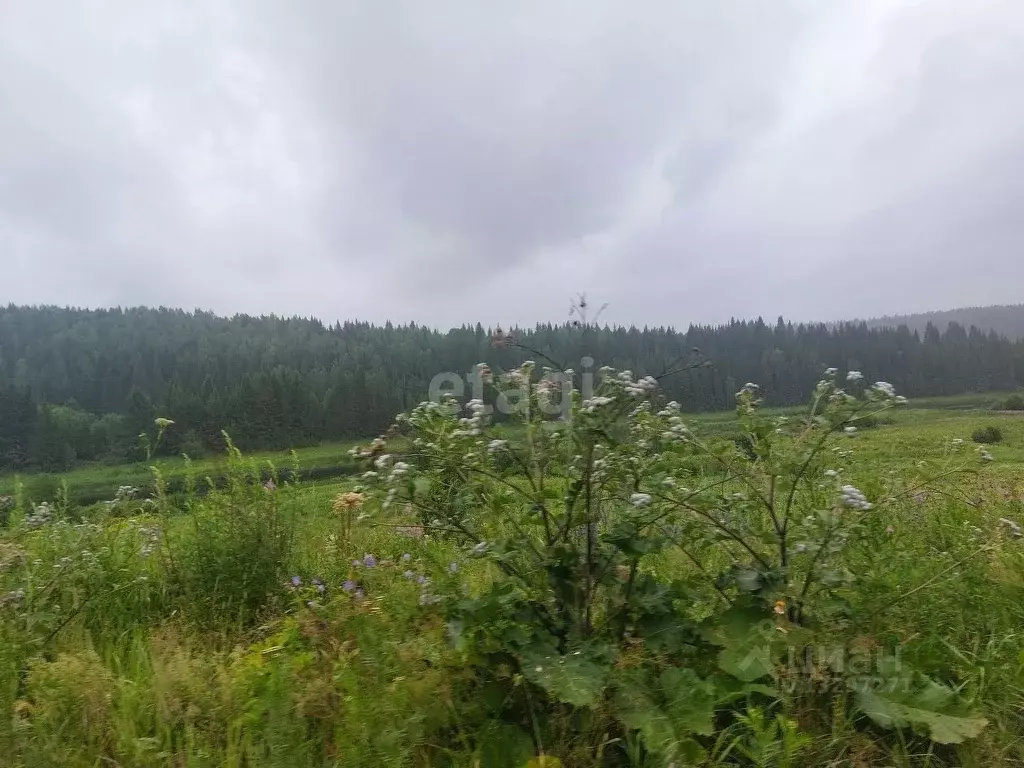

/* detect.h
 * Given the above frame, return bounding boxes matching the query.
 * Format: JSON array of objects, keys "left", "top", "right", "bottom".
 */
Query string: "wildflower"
[
  {"left": 885, "top": 525, "right": 895, "bottom": 535},
  {"left": 154, "top": 417, "right": 175, "bottom": 429},
  {"left": 354, "top": 589, "right": 365, "bottom": 602},
  {"left": 403, "top": 570, "right": 416, "bottom": 580},
  {"left": 448, "top": 562, "right": 459, "bottom": 573},
  {"left": 839, "top": 485, "right": 872, "bottom": 511},
  {"left": 332, "top": 491, "right": 367, "bottom": 515},
  {"left": 263, "top": 479, "right": 277, "bottom": 492},
  {"left": 416, "top": 575, "right": 429, "bottom": 585},
  {"left": 824, "top": 367, "right": 838, "bottom": 376},
  {"left": 773, "top": 600, "right": 786, "bottom": 615},
  {"left": 629, "top": 493, "right": 652, "bottom": 508},
  {"left": 388, "top": 462, "right": 410, "bottom": 482},
  {"left": 312, "top": 578, "right": 325, "bottom": 594},
  {"left": 846, "top": 371, "right": 864, "bottom": 382},
  {"left": 872, "top": 381, "right": 896, "bottom": 398},
  {"left": 979, "top": 448, "right": 994, "bottom": 462},
  {"left": 306, "top": 600, "right": 318, "bottom": 609},
  {"left": 401, "top": 552, "right": 412, "bottom": 561},
  {"left": 823, "top": 469, "right": 838, "bottom": 478},
  {"left": 625, "top": 375, "right": 659, "bottom": 397},
  {"left": 342, "top": 580, "right": 357, "bottom": 592},
  {"left": 582, "top": 396, "right": 613, "bottom": 413},
  {"left": 361, "top": 471, "right": 379, "bottom": 480},
  {"left": 363, "top": 554, "right": 378, "bottom": 568},
  {"left": 290, "top": 575, "right": 302, "bottom": 587},
  {"left": 373, "top": 454, "right": 393, "bottom": 470},
  {"left": 998, "top": 518, "right": 1022, "bottom": 538},
  {"left": 487, "top": 439, "right": 508, "bottom": 454},
  {"left": 844, "top": 426, "right": 858, "bottom": 435},
  {"left": 471, "top": 541, "right": 488, "bottom": 556}
]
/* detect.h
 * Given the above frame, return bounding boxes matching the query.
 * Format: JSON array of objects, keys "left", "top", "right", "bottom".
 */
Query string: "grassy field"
[
  {"left": 1, "top": 391, "right": 1023, "bottom": 766},
  {"left": 0, "top": 440, "right": 367, "bottom": 507},
  {"left": 2, "top": 391, "right": 1016, "bottom": 506}
]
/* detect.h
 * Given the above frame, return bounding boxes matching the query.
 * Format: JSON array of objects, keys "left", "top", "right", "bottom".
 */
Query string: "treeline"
[
  {"left": 862, "top": 303, "right": 1024, "bottom": 340},
  {"left": 2, "top": 304, "right": 1023, "bottom": 472}
]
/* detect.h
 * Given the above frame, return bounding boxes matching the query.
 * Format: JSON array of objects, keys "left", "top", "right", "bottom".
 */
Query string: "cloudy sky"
[{"left": 2, "top": 0, "right": 1024, "bottom": 330}]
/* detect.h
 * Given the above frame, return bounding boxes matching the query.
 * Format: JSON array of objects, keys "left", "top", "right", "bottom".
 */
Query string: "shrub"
[
  {"left": 1004, "top": 394, "right": 1024, "bottom": 411},
  {"left": 972, "top": 425, "right": 1003, "bottom": 444},
  {"left": 354, "top": 364, "right": 989, "bottom": 764},
  {"left": 168, "top": 437, "right": 297, "bottom": 629}
]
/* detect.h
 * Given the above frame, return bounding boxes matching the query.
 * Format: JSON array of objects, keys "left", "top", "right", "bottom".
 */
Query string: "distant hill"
[{"left": 859, "top": 304, "right": 1024, "bottom": 340}]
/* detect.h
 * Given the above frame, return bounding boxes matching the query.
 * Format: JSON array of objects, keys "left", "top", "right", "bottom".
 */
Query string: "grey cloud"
[{"left": 2, "top": 0, "right": 1024, "bottom": 328}]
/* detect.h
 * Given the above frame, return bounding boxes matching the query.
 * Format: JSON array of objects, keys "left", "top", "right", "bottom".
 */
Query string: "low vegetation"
[{"left": 1, "top": 366, "right": 1022, "bottom": 767}]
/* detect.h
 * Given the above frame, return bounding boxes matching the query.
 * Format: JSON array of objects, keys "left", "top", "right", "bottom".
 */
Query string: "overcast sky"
[{"left": 2, "top": 0, "right": 1024, "bottom": 330}]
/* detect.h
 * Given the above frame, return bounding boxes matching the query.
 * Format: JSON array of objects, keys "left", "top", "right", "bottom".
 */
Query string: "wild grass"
[{"left": 0, "top": 401, "right": 1022, "bottom": 766}]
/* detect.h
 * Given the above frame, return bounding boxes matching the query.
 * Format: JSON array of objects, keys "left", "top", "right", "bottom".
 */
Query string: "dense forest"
[
  {"left": 2, "top": 304, "right": 1023, "bottom": 472},
  {"left": 861, "top": 303, "right": 1024, "bottom": 339}
]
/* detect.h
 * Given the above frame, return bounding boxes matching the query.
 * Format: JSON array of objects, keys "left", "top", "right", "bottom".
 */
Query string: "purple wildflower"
[
  {"left": 354, "top": 588, "right": 365, "bottom": 602},
  {"left": 342, "top": 580, "right": 357, "bottom": 592},
  {"left": 363, "top": 554, "right": 378, "bottom": 568},
  {"left": 290, "top": 575, "right": 302, "bottom": 587}
]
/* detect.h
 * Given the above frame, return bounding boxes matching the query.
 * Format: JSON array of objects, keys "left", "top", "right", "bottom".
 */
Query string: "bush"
[
  {"left": 168, "top": 438, "right": 297, "bottom": 628},
  {"left": 355, "top": 365, "right": 989, "bottom": 764},
  {"left": 971, "top": 425, "right": 1003, "bottom": 444},
  {"left": 1004, "top": 394, "right": 1024, "bottom": 411}
]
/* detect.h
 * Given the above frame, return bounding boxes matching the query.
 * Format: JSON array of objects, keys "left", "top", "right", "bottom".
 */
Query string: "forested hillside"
[
  {"left": 2, "top": 304, "right": 1024, "bottom": 471},
  {"left": 862, "top": 303, "right": 1024, "bottom": 339}
]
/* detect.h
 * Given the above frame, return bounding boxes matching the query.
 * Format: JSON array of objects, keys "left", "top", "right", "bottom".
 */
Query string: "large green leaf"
[
  {"left": 613, "top": 667, "right": 720, "bottom": 764},
  {"left": 700, "top": 605, "right": 778, "bottom": 682},
  {"left": 520, "top": 646, "right": 608, "bottom": 708},
  {"left": 851, "top": 674, "right": 988, "bottom": 744}
]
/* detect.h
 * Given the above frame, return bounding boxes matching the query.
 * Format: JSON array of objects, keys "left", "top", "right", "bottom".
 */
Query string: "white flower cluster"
[
  {"left": 998, "top": 517, "right": 1022, "bottom": 538},
  {"left": 978, "top": 447, "right": 994, "bottom": 462},
  {"left": 846, "top": 370, "right": 864, "bottom": 382},
  {"left": 454, "top": 399, "right": 487, "bottom": 436},
  {"left": 388, "top": 462, "right": 410, "bottom": 483},
  {"left": 348, "top": 436, "right": 388, "bottom": 459},
  {"left": 824, "top": 367, "right": 838, "bottom": 376},
  {"left": 839, "top": 484, "right": 872, "bottom": 510},
  {"left": 374, "top": 454, "right": 393, "bottom": 469},
  {"left": 624, "top": 375, "right": 658, "bottom": 397},
  {"left": 25, "top": 502, "right": 52, "bottom": 530},
  {"left": 582, "top": 395, "right": 614, "bottom": 413},
  {"left": 844, "top": 426, "right": 858, "bottom": 435},
  {"left": 660, "top": 412, "right": 691, "bottom": 443},
  {"left": 487, "top": 439, "right": 508, "bottom": 455},
  {"left": 475, "top": 362, "right": 492, "bottom": 384},
  {"left": 629, "top": 492, "right": 652, "bottom": 508}
]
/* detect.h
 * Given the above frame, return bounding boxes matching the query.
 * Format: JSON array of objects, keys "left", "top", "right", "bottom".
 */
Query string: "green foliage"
[
  {"left": 357, "top": 358, "right": 993, "bottom": 764},
  {"left": 3, "top": 357, "right": 1023, "bottom": 765},
  {"left": 168, "top": 436, "right": 297, "bottom": 628},
  {"left": 1003, "top": 393, "right": 1024, "bottom": 410},
  {"left": 5, "top": 304, "right": 1024, "bottom": 475},
  {"left": 971, "top": 425, "right": 1003, "bottom": 443}
]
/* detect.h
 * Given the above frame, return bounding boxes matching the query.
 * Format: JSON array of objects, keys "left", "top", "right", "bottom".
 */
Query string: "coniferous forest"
[{"left": 2, "top": 303, "right": 1024, "bottom": 472}]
